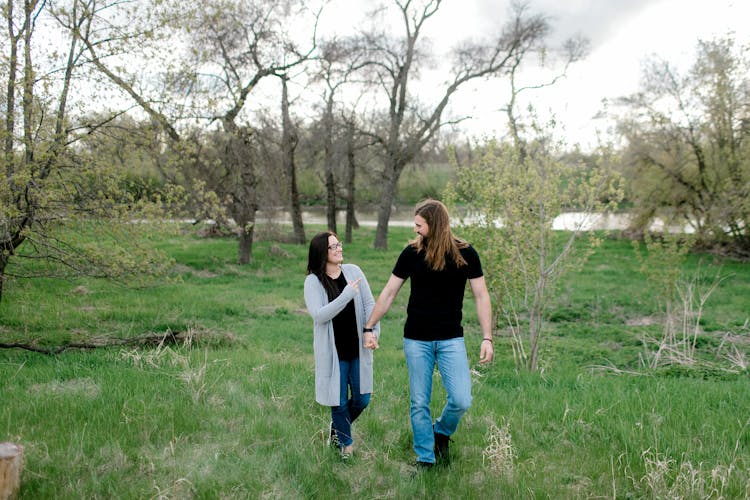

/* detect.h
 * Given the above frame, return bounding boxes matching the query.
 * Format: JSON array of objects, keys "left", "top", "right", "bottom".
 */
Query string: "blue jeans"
[
  {"left": 403, "top": 337, "right": 472, "bottom": 463},
  {"left": 331, "top": 357, "right": 371, "bottom": 448}
]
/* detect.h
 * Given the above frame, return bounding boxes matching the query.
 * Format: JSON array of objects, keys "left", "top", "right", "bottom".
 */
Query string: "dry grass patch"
[
  {"left": 30, "top": 377, "right": 101, "bottom": 399},
  {"left": 626, "top": 315, "right": 660, "bottom": 327},
  {"left": 171, "top": 263, "right": 219, "bottom": 278},
  {"left": 632, "top": 449, "right": 746, "bottom": 499},
  {"left": 482, "top": 419, "right": 516, "bottom": 477},
  {"left": 96, "top": 444, "right": 130, "bottom": 474}
]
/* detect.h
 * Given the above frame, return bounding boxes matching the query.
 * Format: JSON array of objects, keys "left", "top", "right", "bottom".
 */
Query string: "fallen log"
[{"left": 0, "top": 330, "right": 190, "bottom": 355}]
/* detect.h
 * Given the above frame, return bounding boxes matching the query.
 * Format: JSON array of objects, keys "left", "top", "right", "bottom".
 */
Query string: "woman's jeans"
[
  {"left": 331, "top": 357, "right": 371, "bottom": 448},
  {"left": 403, "top": 337, "right": 472, "bottom": 463}
]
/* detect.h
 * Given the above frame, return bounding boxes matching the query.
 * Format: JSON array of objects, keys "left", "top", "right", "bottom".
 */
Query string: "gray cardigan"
[{"left": 304, "top": 263, "right": 379, "bottom": 406}]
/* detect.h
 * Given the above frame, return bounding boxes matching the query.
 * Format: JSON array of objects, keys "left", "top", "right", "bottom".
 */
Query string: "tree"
[
  {"left": 340, "top": 111, "right": 373, "bottom": 243},
  {"left": 0, "top": 0, "right": 177, "bottom": 303},
  {"left": 448, "top": 130, "right": 622, "bottom": 371},
  {"left": 311, "top": 37, "right": 369, "bottom": 234},
  {"left": 280, "top": 74, "right": 305, "bottom": 244},
  {"left": 77, "top": 0, "right": 319, "bottom": 264},
  {"left": 446, "top": 20, "right": 620, "bottom": 371},
  {"left": 356, "top": 0, "right": 552, "bottom": 249},
  {"left": 615, "top": 36, "right": 750, "bottom": 257}
]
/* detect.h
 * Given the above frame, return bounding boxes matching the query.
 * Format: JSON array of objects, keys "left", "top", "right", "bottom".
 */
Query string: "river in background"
[{"left": 259, "top": 207, "right": 695, "bottom": 233}]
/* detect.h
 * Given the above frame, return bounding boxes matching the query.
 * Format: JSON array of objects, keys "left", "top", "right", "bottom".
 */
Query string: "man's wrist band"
[
  {"left": 364, "top": 327, "right": 374, "bottom": 333},
  {"left": 482, "top": 338, "right": 493, "bottom": 343}
]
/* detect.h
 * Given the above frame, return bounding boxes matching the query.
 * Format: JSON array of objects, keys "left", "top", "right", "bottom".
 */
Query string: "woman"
[{"left": 304, "top": 231, "right": 379, "bottom": 458}]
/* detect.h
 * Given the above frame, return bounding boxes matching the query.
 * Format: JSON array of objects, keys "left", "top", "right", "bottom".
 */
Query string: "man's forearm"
[
  {"left": 476, "top": 295, "right": 493, "bottom": 339},
  {"left": 366, "top": 293, "right": 394, "bottom": 329},
  {"left": 365, "top": 275, "right": 404, "bottom": 329}
]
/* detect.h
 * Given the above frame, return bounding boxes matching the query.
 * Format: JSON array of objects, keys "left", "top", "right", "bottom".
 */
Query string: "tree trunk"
[
  {"left": 325, "top": 168, "right": 337, "bottom": 233},
  {"left": 344, "top": 122, "right": 358, "bottom": 243},
  {"left": 528, "top": 273, "right": 547, "bottom": 371},
  {"left": 237, "top": 156, "right": 259, "bottom": 265},
  {"left": 223, "top": 125, "right": 259, "bottom": 264},
  {"left": 345, "top": 202, "right": 357, "bottom": 244},
  {"left": 0, "top": 256, "right": 6, "bottom": 304},
  {"left": 238, "top": 219, "right": 255, "bottom": 265},
  {"left": 0, "top": 229, "right": 24, "bottom": 304},
  {"left": 281, "top": 77, "right": 305, "bottom": 244},
  {"left": 4, "top": 5, "right": 18, "bottom": 182},
  {"left": 0, "top": 442, "right": 23, "bottom": 500},
  {"left": 374, "top": 189, "right": 395, "bottom": 250},
  {"left": 323, "top": 96, "right": 337, "bottom": 233},
  {"left": 233, "top": 190, "right": 257, "bottom": 265},
  {"left": 374, "top": 164, "right": 397, "bottom": 250},
  {"left": 286, "top": 153, "right": 305, "bottom": 244},
  {"left": 528, "top": 320, "right": 540, "bottom": 372}
]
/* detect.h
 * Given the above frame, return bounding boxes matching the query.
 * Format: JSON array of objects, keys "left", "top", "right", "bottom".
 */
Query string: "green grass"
[{"left": 1, "top": 225, "right": 749, "bottom": 498}]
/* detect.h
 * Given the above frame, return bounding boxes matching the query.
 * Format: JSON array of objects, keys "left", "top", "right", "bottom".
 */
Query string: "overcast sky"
[{"left": 320, "top": 0, "right": 749, "bottom": 149}]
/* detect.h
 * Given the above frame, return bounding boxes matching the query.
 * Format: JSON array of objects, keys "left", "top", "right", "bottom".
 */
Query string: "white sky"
[{"left": 319, "top": 0, "right": 750, "bottom": 149}]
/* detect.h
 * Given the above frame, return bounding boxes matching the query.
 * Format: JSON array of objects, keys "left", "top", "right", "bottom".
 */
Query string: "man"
[{"left": 362, "top": 199, "right": 493, "bottom": 468}]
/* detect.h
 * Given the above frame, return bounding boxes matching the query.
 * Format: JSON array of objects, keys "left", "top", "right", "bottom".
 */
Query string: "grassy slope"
[{"left": 1, "top": 225, "right": 748, "bottom": 498}]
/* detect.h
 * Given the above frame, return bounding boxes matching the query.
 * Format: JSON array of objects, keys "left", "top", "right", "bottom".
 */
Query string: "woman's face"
[{"left": 327, "top": 234, "right": 343, "bottom": 265}]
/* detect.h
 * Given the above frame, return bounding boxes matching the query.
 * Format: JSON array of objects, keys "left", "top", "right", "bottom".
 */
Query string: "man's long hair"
[{"left": 410, "top": 199, "right": 467, "bottom": 271}]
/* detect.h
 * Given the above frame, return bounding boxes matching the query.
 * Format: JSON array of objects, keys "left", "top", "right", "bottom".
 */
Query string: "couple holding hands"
[{"left": 303, "top": 199, "right": 494, "bottom": 467}]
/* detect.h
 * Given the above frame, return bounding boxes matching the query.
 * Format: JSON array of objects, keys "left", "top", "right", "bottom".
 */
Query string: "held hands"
[
  {"left": 363, "top": 331, "right": 379, "bottom": 350},
  {"left": 479, "top": 338, "right": 494, "bottom": 364}
]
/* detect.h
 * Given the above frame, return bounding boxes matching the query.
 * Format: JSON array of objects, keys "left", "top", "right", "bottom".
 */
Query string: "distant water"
[{"left": 260, "top": 208, "right": 695, "bottom": 233}]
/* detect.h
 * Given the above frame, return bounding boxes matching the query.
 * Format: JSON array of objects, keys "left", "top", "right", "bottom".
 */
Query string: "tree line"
[{"left": 1, "top": 0, "right": 748, "bottom": 306}]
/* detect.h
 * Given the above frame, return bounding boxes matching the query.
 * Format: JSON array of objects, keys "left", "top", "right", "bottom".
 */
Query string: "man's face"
[{"left": 414, "top": 215, "right": 429, "bottom": 238}]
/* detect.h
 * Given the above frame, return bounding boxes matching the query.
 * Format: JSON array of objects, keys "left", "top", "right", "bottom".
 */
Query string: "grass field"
[{"left": 1, "top": 224, "right": 749, "bottom": 498}]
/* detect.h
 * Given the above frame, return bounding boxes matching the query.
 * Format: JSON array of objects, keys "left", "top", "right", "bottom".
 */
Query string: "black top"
[
  {"left": 392, "top": 243, "right": 483, "bottom": 341},
  {"left": 329, "top": 272, "right": 359, "bottom": 361}
]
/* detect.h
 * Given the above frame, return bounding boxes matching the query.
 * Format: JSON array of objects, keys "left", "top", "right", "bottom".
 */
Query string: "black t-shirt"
[
  {"left": 392, "top": 243, "right": 483, "bottom": 341},
  {"left": 330, "top": 272, "right": 359, "bottom": 361}
]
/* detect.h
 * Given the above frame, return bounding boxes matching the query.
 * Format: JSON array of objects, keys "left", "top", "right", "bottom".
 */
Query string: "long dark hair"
[
  {"left": 411, "top": 199, "right": 467, "bottom": 271},
  {"left": 307, "top": 231, "right": 339, "bottom": 299}
]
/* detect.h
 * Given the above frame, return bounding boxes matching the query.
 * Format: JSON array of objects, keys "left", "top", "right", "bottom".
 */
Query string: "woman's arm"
[{"left": 303, "top": 275, "right": 360, "bottom": 325}]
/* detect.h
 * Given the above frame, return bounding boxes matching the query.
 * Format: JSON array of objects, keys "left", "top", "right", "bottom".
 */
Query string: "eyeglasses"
[{"left": 328, "top": 242, "right": 343, "bottom": 250}]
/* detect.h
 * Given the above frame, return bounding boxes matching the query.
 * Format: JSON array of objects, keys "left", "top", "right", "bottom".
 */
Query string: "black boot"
[{"left": 434, "top": 431, "right": 451, "bottom": 465}]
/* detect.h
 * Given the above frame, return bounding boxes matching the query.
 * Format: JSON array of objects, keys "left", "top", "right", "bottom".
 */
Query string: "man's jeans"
[
  {"left": 331, "top": 357, "right": 371, "bottom": 448},
  {"left": 403, "top": 337, "right": 472, "bottom": 463}
]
